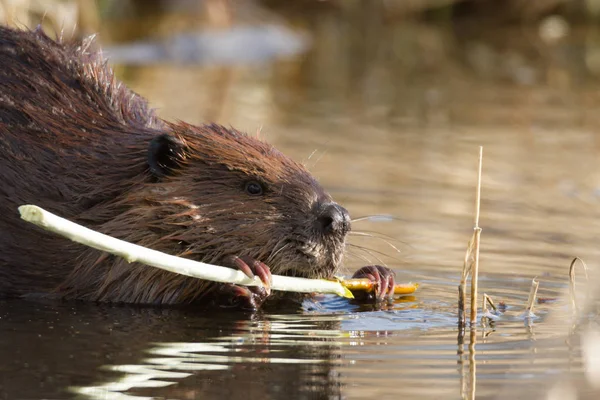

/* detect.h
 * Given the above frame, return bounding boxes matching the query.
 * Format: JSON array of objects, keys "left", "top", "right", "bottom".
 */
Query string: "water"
[
  {"left": 0, "top": 289, "right": 589, "bottom": 399},
  {"left": 3, "top": 3, "right": 600, "bottom": 399}
]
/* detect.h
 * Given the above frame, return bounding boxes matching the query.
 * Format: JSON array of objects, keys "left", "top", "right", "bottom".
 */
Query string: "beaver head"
[
  {"left": 144, "top": 122, "right": 351, "bottom": 278},
  {"left": 61, "top": 123, "right": 351, "bottom": 304}
]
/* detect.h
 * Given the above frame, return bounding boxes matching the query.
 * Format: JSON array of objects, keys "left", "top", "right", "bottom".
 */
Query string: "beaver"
[{"left": 0, "top": 26, "right": 396, "bottom": 309}]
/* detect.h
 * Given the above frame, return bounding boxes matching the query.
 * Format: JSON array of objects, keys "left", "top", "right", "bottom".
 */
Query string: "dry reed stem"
[
  {"left": 525, "top": 278, "right": 540, "bottom": 315},
  {"left": 459, "top": 146, "right": 484, "bottom": 328},
  {"left": 470, "top": 229, "right": 481, "bottom": 325},
  {"left": 458, "top": 284, "right": 466, "bottom": 329},
  {"left": 483, "top": 294, "right": 497, "bottom": 313},
  {"left": 481, "top": 293, "right": 489, "bottom": 328},
  {"left": 569, "top": 257, "right": 589, "bottom": 313},
  {"left": 458, "top": 244, "right": 472, "bottom": 328},
  {"left": 481, "top": 293, "right": 498, "bottom": 329},
  {"left": 470, "top": 147, "right": 483, "bottom": 325},
  {"left": 459, "top": 148, "right": 482, "bottom": 400},
  {"left": 474, "top": 146, "right": 483, "bottom": 229}
]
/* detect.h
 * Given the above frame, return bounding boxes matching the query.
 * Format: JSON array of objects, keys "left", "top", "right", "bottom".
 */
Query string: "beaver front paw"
[
  {"left": 217, "top": 256, "right": 272, "bottom": 310},
  {"left": 351, "top": 265, "right": 396, "bottom": 303}
]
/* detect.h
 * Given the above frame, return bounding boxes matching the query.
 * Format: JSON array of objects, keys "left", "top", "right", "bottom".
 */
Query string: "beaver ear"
[{"left": 148, "top": 134, "right": 186, "bottom": 178}]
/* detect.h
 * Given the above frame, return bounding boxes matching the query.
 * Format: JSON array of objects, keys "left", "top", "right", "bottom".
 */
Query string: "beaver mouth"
[{"left": 267, "top": 238, "right": 344, "bottom": 280}]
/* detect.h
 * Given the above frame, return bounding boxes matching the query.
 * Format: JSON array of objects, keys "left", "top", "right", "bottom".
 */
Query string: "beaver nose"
[{"left": 316, "top": 203, "right": 351, "bottom": 237}]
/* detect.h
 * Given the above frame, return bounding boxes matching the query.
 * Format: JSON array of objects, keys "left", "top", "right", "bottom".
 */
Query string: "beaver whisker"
[
  {"left": 347, "top": 241, "right": 400, "bottom": 261},
  {"left": 345, "top": 250, "right": 374, "bottom": 266},
  {"left": 349, "top": 231, "right": 404, "bottom": 255},
  {"left": 269, "top": 239, "right": 292, "bottom": 262},
  {"left": 305, "top": 148, "right": 319, "bottom": 161},
  {"left": 348, "top": 230, "right": 407, "bottom": 244},
  {"left": 307, "top": 149, "right": 328, "bottom": 170},
  {"left": 346, "top": 243, "right": 390, "bottom": 267},
  {"left": 350, "top": 214, "right": 401, "bottom": 223}
]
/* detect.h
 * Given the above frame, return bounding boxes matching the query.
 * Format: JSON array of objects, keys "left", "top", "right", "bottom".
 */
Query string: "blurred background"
[{"left": 2, "top": 1, "right": 600, "bottom": 399}]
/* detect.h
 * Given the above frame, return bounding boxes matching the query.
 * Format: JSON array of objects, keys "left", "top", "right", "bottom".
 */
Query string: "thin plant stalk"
[
  {"left": 470, "top": 228, "right": 481, "bottom": 325},
  {"left": 458, "top": 282, "right": 467, "bottom": 329},
  {"left": 569, "top": 257, "right": 589, "bottom": 314},
  {"left": 525, "top": 278, "right": 540, "bottom": 315},
  {"left": 459, "top": 146, "right": 484, "bottom": 329},
  {"left": 459, "top": 237, "right": 474, "bottom": 329},
  {"left": 481, "top": 293, "right": 498, "bottom": 330},
  {"left": 470, "top": 146, "right": 483, "bottom": 325},
  {"left": 483, "top": 293, "right": 497, "bottom": 313}
]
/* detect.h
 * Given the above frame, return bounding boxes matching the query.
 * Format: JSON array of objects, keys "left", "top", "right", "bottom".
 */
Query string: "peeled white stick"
[{"left": 18, "top": 205, "right": 353, "bottom": 299}]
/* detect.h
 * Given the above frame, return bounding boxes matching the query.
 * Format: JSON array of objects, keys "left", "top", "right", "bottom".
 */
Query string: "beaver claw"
[
  {"left": 229, "top": 256, "right": 272, "bottom": 293},
  {"left": 351, "top": 265, "right": 396, "bottom": 303},
  {"left": 218, "top": 256, "right": 273, "bottom": 310}
]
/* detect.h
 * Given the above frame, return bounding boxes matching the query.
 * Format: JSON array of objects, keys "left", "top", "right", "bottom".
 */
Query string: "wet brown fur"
[{"left": 0, "top": 27, "right": 347, "bottom": 305}]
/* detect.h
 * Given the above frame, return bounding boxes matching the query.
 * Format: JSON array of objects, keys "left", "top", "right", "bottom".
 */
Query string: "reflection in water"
[
  {"left": 71, "top": 312, "right": 349, "bottom": 399},
  {"left": 70, "top": 307, "right": 582, "bottom": 400},
  {"left": 0, "top": 287, "right": 592, "bottom": 399}
]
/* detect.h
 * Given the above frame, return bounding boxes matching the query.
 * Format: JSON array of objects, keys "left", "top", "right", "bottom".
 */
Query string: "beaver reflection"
[
  {"left": 0, "top": 26, "right": 396, "bottom": 309},
  {"left": 0, "top": 301, "right": 347, "bottom": 400}
]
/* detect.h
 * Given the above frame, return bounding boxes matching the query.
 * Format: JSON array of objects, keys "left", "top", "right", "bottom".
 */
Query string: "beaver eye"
[{"left": 244, "top": 181, "right": 264, "bottom": 196}]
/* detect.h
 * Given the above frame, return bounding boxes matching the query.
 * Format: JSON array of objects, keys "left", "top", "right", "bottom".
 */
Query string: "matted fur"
[{"left": 0, "top": 27, "right": 347, "bottom": 305}]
